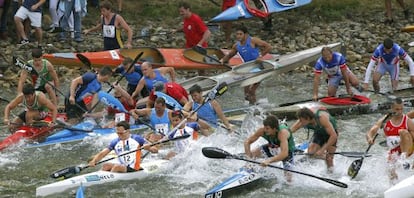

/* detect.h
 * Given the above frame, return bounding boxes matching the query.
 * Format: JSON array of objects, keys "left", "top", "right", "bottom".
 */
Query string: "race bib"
[
  {"left": 115, "top": 113, "right": 126, "bottom": 123},
  {"left": 324, "top": 66, "right": 339, "bottom": 76},
  {"left": 103, "top": 25, "right": 115, "bottom": 38},
  {"left": 155, "top": 123, "right": 169, "bottom": 135},
  {"left": 386, "top": 136, "right": 401, "bottom": 149}
]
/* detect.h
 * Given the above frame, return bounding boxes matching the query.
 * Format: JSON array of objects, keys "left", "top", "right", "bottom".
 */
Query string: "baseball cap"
[{"left": 154, "top": 81, "right": 165, "bottom": 91}]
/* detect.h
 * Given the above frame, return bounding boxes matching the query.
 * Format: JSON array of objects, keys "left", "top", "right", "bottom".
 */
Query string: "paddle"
[
  {"left": 76, "top": 53, "right": 93, "bottom": 71},
  {"left": 192, "top": 45, "right": 232, "bottom": 70},
  {"left": 295, "top": 152, "right": 372, "bottom": 158},
  {"left": 202, "top": 147, "right": 348, "bottom": 188},
  {"left": 13, "top": 56, "right": 89, "bottom": 113},
  {"left": 87, "top": 52, "right": 144, "bottom": 114},
  {"left": 50, "top": 134, "right": 190, "bottom": 179},
  {"left": 347, "top": 112, "right": 392, "bottom": 179},
  {"left": 55, "top": 120, "right": 93, "bottom": 133}
]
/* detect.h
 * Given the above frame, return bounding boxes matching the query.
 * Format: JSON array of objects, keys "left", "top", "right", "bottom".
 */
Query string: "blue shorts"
[
  {"left": 261, "top": 144, "right": 294, "bottom": 169},
  {"left": 375, "top": 62, "right": 399, "bottom": 80},
  {"left": 327, "top": 68, "right": 353, "bottom": 88}
]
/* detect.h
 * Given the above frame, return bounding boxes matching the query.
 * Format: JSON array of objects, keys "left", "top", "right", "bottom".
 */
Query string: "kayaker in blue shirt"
[
  {"left": 244, "top": 115, "right": 295, "bottom": 182},
  {"left": 66, "top": 66, "right": 112, "bottom": 122},
  {"left": 131, "top": 62, "right": 176, "bottom": 100},
  {"left": 220, "top": 25, "right": 272, "bottom": 105},
  {"left": 88, "top": 121, "right": 158, "bottom": 173},
  {"left": 113, "top": 57, "right": 148, "bottom": 97}
]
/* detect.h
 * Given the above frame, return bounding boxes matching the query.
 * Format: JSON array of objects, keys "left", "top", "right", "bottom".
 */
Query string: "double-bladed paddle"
[
  {"left": 295, "top": 152, "right": 372, "bottom": 158},
  {"left": 192, "top": 45, "right": 232, "bottom": 70},
  {"left": 202, "top": 147, "right": 348, "bottom": 188},
  {"left": 50, "top": 134, "right": 190, "bottom": 179},
  {"left": 347, "top": 112, "right": 392, "bottom": 179}
]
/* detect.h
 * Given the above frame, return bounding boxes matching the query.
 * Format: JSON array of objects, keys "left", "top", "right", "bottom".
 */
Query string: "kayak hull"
[{"left": 384, "top": 175, "right": 414, "bottom": 198}]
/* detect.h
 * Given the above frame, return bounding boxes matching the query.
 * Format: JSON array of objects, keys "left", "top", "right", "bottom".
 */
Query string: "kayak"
[
  {"left": 210, "top": 0, "right": 312, "bottom": 22},
  {"left": 43, "top": 47, "right": 277, "bottom": 70},
  {"left": 384, "top": 175, "right": 414, "bottom": 198},
  {"left": 401, "top": 25, "right": 414, "bottom": 32},
  {"left": 36, "top": 159, "right": 169, "bottom": 197},
  {"left": 319, "top": 94, "right": 371, "bottom": 105},
  {"left": 26, "top": 120, "right": 148, "bottom": 148},
  {"left": 0, "top": 113, "right": 67, "bottom": 151}
]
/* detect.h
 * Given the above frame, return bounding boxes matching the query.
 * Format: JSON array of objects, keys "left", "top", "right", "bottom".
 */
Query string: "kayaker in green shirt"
[
  {"left": 290, "top": 107, "right": 338, "bottom": 172},
  {"left": 244, "top": 115, "right": 295, "bottom": 182}
]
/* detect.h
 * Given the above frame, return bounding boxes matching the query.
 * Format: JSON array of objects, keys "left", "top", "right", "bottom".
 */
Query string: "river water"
[{"left": 1, "top": 71, "right": 413, "bottom": 198}]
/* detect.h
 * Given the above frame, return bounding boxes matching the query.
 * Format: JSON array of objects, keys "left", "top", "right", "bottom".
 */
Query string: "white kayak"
[
  {"left": 36, "top": 159, "right": 168, "bottom": 197},
  {"left": 384, "top": 174, "right": 414, "bottom": 198}
]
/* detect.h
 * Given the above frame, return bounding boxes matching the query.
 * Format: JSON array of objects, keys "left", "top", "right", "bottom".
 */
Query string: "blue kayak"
[
  {"left": 26, "top": 120, "right": 148, "bottom": 148},
  {"left": 210, "top": 0, "right": 312, "bottom": 22}
]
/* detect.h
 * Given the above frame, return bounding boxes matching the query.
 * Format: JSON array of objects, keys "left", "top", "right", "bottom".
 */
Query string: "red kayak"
[
  {"left": 0, "top": 113, "right": 67, "bottom": 151},
  {"left": 320, "top": 95, "right": 371, "bottom": 105}
]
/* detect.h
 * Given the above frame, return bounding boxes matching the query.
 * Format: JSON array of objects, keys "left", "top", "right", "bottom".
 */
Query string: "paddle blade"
[
  {"left": 13, "top": 56, "right": 38, "bottom": 76},
  {"left": 193, "top": 45, "right": 207, "bottom": 55},
  {"left": 97, "top": 91, "right": 128, "bottom": 113},
  {"left": 76, "top": 53, "right": 92, "bottom": 70},
  {"left": 50, "top": 165, "right": 83, "bottom": 179},
  {"left": 204, "top": 82, "right": 228, "bottom": 103},
  {"left": 347, "top": 159, "right": 363, "bottom": 179},
  {"left": 202, "top": 147, "right": 233, "bottom": 159}
]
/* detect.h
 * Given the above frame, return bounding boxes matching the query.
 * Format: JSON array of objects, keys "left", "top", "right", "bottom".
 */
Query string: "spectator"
[
  {"left": 14, "top": 0, "right": 46, "bottom": 46},
  {"left": 384, "top": 0, "right": 409, "bottom": 24},
  {"left": 59, "top": 0, "right": 86, "bottom": 42}
]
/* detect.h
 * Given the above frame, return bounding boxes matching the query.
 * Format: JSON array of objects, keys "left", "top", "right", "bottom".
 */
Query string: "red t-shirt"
[
  {"left": 222, "top": 0, "right": 236, "bottom": 11},
  {"left": 183, "top": 13, "right": 208, "bottom": 48},
  {"left": 149, "top": 82, "right": 189, "bottom": 104},
  {"left": 107, "top": 99, "right": 136, "bottom": 121}
]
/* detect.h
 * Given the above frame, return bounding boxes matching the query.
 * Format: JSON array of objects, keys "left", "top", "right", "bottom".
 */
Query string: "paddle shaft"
[
  {"left": 87, "top": 52, "right": 144, "bottom": 113},
  {"left": 295, "top": 152, "right": 372, "bottom": 158},
  {"left": 13, "top": 57, "right": 89, "bottom": 113},
  {"left": 192, "top": 46, "right": 232, "bottom": 70},
  {"left": 234, "top": 156, "right": 347, "bottom": 188}
]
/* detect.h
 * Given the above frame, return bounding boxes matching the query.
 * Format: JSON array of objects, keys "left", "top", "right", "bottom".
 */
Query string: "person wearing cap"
[
  {"left": 363, "top": 38, "right": 414, "bottom": 93},
  {"left": 131, "top": 62, "right": 176, "bottom": 100},
  {"left": 147, "top": 81, "right": 189, "bottom": 108}
]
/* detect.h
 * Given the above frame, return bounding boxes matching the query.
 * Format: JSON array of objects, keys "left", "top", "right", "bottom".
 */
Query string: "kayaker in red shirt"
[
  {"left": 147, "top": 81, "right": 189, "bottom": 108},
  {"left": 178, "top": 2, "right": 211, "bottom": 48}
]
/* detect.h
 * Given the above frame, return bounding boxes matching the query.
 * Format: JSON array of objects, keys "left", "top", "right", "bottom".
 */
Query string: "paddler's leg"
[
  {"left": 110, "top": 164, "right": 128, "bottom": 173},
  {"left": 101, "top": 163, "right": 116, "bottom": 172},
  {"left": 44, "top": 82, "right": 58, "bottom": 105},
  {"left": 327, "top": 77, "right": 339, "bottom": 97},
  {"left": 25, "top": 109, "right": 41, "bottom": 124},
  {"left": 372, "top": 72, "right": 383, "bottom": 93}
]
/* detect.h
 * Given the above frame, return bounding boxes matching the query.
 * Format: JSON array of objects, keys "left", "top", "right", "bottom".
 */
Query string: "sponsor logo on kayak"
[
  {"left": 238, "top": 173, "right": 256, "bottom": 185},
  {"left": 205, "top": 191, "right": 222, "bottom": 198},
  {"left": 85, "top": 173, "right": 115, "bottom": 182}
]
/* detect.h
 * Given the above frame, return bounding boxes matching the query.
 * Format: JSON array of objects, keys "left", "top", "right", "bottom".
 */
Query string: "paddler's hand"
[
  {"left": 362, "top": 83, "right": 369, "bottom": 91},
  {"left": 130, "top": 110, "right": 138, "bottom": 119},
  {"left": 315, "top": 149, "right": 325, "bottom": 156},
  {"left": 49, "top": 121, "right": 57, "bottom": 127},
  {"left": 255, "top": 57, "right": 264, "bottom": 63},
  {"left": 3, "top": 119, "right": 9, "bottom": 126},
  {"left": 366, "top": 135, "right": 374, "bottom": 145},
  {"left": 69, "top": 95, "right": 75, "bottom": 105},
  {"left": 312, "top": 94, "right": 318, "bottom": 101},
  {"left": 260, "top": 160, "right": 270, "bottom": 167},
  {"left": 88, "top": 160, "right": 96, "bottom": 167},
  {"left": 346, "top": 88, "right": 354, "bottom": 97},
  {"left": 83, "top": 29, "right": 90, "bottom": 35},
  {"left": 125, "top": 42, "right": 132, "bottom": 49}
]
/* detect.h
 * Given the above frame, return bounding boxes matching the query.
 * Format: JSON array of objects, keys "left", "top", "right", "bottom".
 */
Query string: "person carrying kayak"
[
  {"left": 88, "top": 121, "right": 158, "bottom": 173},
  {"left": 4, "top": 83, "right": 57, "bottom": 131},
  {"left": 220, "top": 25, "right": 272, "bottom": 105}
]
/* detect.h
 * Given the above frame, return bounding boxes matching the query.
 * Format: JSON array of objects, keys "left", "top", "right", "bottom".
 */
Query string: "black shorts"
[
  {"left": 35, "top": 85, "right": 47, "bottom": 93},
  {"left": 65, "top": 98, "right": 87, "bottom": 119},
  {"left": 18, "top": 111, "right": 27, "bottom": 122},
  {"left": 126, "top": 166, "right": 137, "bottom": 172},
  {"left": 261, "top": 144, "right": 294, "bottom": 169},
  {"left": 311, "top": 131, "right": 338, "bottom": 147}
]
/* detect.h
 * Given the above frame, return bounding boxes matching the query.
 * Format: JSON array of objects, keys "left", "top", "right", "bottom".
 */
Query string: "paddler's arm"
[
  {"left": 407, "top": 110, "right": 414, "bottom": 119},
  {"left": 251, "top": 37, "right": 272, "bottom": 61},
  {"left": 197, "top": 29, "right": 211, "bottom": 47},
  {"left": 131, "top": 79, "right": 145, "bottom": 99},
  {"left": 39, "top": 92, "right": 58, "bottom": 123},
  {"left": 17, "top": 70, "right": 29, "bottom": 94},
  {"left": 182, "top": 101, "right": 193, "bottom": 112},
  {"left": 407, "top": 118, "right": 414, "bottom": 142},
  {"left": 220, "top": 44, "right": 238, "bottom": 64},
  {"left": 69, "top": 76, "right": 83, "bottom": 105},
  {"left": 83, "top": 18, "right": 102, "bottom": 35},
  {"left": 161, "top": 67, "right": 176, "bottom": 82},
  {"left": 142, "top": 143, "right": 158, "bottom": 153},
  {"left": 129, "top": 108, "right": 151, "bottom": 119},
  {"left": 313, "top": 71, "right": 321, "bottom": 101},
  {"left": 403, "top": 54, "right": 414, "bottom": 86},
  {"left": 366, "top": 114, "right": 388, "bottom": 144},
  {"left": 88, "top": 148, "right": 111, "bottom": 167},
  {"left": 244, "top": 128, "right": 264, "bottom": 158},
  {"left": 211, "top": 100, "right": 231, "bottom": 130},
  {"left": 262, "top": 129, "right": 289, "bottom": 166},
  {"left": 363, "top": 57, "right": 377, "bottom": 91},
  {"left": 116, "top": 15, "right": 133, "bottom": 48},
  {"left": 3, "top": 95, "right": 23, "bottom": 124},
  {"left": 289, "top": 119, "right": 304, "bottom": 133},
  {"left": 47, "top": 61, "right": 60, "bottom": 91},
  {"left": 316, "top": 113, "right": 337, "bottom": 155},
  {"left": 114, "top": 84, "right": 134, "bottom": 106}
]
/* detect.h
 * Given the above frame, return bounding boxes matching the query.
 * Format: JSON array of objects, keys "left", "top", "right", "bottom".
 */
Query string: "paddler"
[
  {"left": 312, "top": 46, "right": 360, "bottom": 101},
  {"left": 220, "top": 25, "right": 272, "bottom": 105},
  {"left": 4, "top": 83, "right": 57, "bottom": 131},
  {"left": 290, "top": 107, "right": 338, "bottom": 172},
  {"left": 366, "top": 97, "right": 414, "bottom": 184},
  {"left": 17, "top": 48, "right": 60, "bottom": 105},
  {"left": 147, "top": 81, "right": 189, "bottom": 109},
  {"left": 66, "top": 66, "right": 112, "bottom": 123},
  {"left": 88, "top": 121, "right": 158, "bottom": 173},
  {"left": 244, "top": 115, "right": 295, "bottom": 182}
]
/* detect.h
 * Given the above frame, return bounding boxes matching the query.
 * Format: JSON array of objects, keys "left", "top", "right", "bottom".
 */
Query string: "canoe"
[
  {"left": 26, "top": 120, "right": 148, "bottom": 148},
  {"left": 210, "top": 0, "right": 312, "bottom": 23},
  {"left": 36, "top": 159, "right": 169, "bottom": 197},
  {"left": 384, "top": 174, "right": 414, "bottom": 198},
  {"left": 0, "top": 113, "right": 67, "bottom": 151},
  {"left": 43, "top": 47, "right": 277, "bottom": 70}
]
